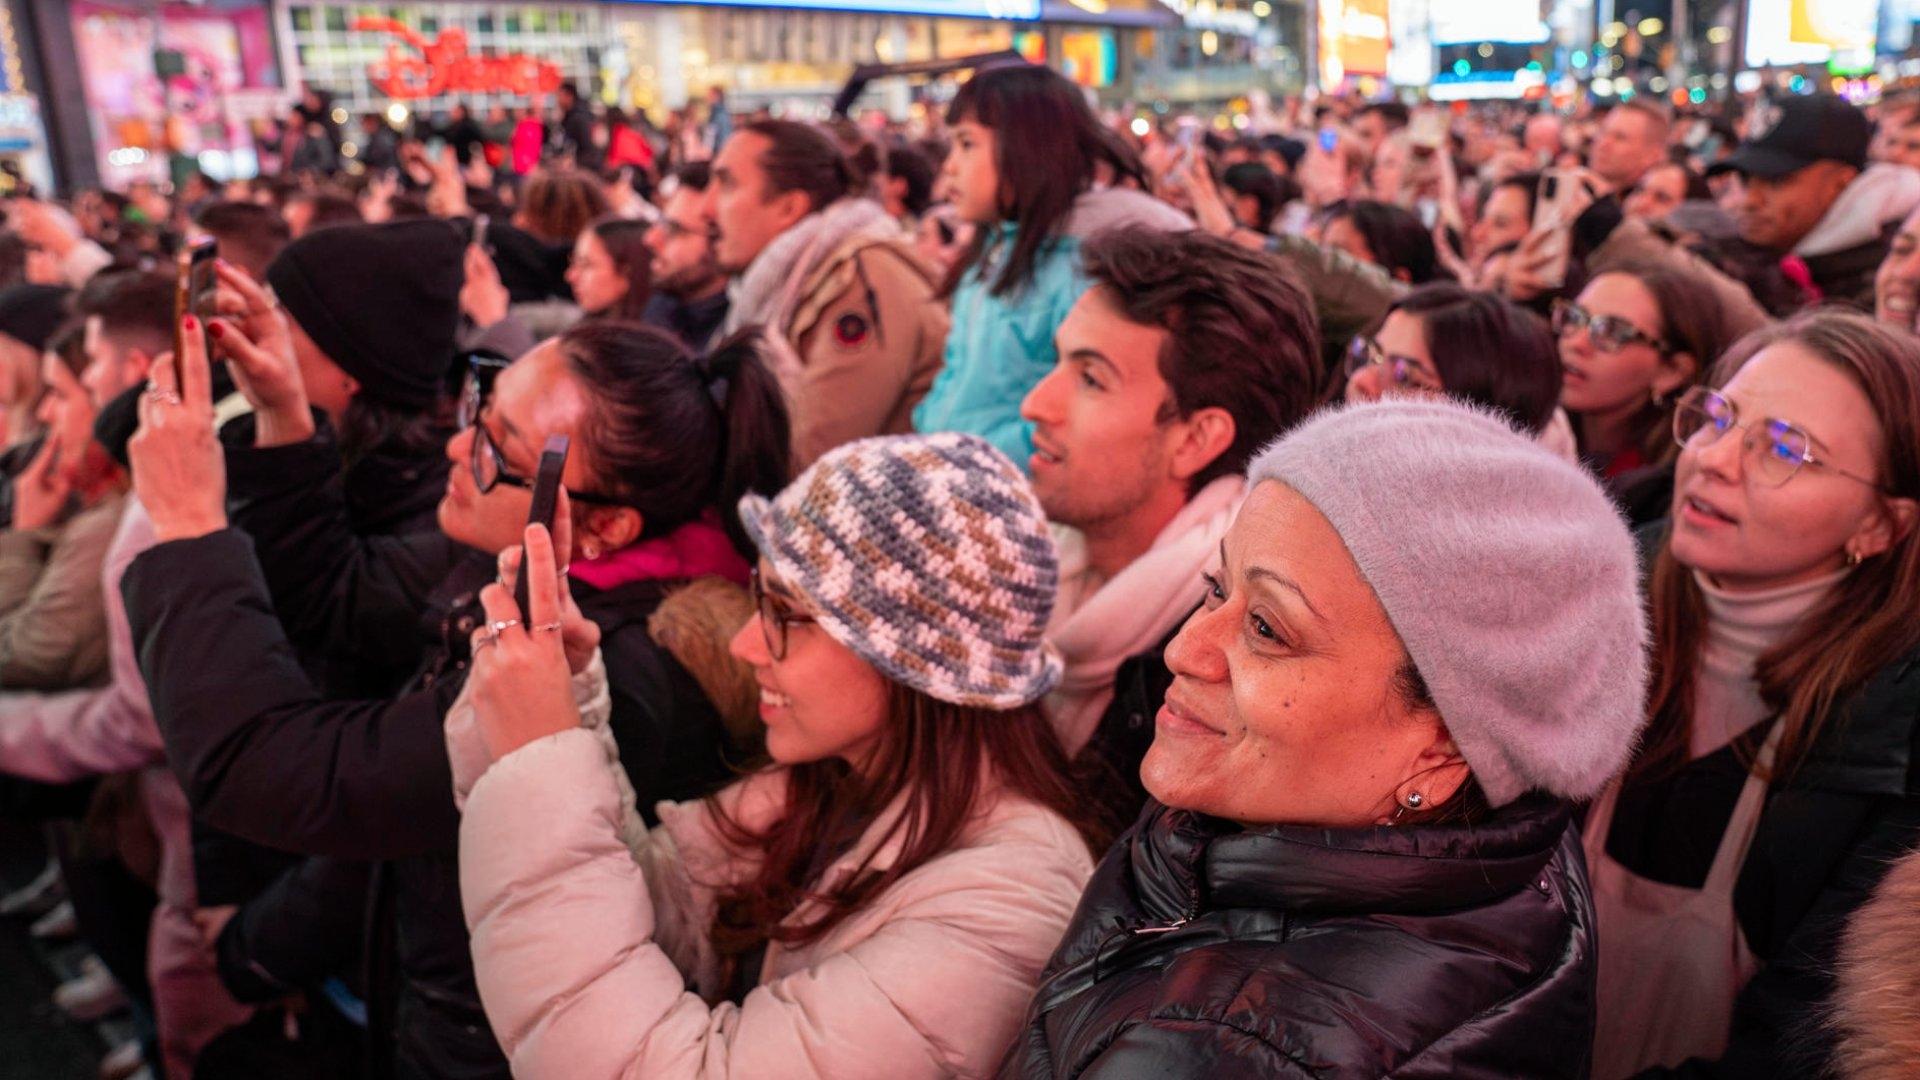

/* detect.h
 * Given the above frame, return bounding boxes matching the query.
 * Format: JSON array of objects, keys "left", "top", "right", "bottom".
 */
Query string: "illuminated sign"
[
  {"left": 1320, "top": 0, "right": 1388, "bottom": 83},
  {"left": 1429, "top": 0, "right": 1548, "bottom": 45},
  {"left": 352, "top": 16, "right": 563, "bottom": 98},
  {"left": 632, "top": 0, "right": 1040, "bottom": 19},
  {"left": 1744, "top": 0, "right": 1877, "bottom": 67}
]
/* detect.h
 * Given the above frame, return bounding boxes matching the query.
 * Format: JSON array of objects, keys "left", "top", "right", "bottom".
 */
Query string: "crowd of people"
[{"left": 0, "top": 61, "right": 1916, "bottom": 1080}]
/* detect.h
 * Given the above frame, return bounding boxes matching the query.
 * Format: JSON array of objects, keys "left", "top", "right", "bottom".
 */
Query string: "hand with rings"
[
  {"left": 492, "top": 491, "right": 601, "bottom": 676},
  {"left": 127, "top": 318, "right": 229, "bottom": 544},
  {"left": 207, "top": 259, "right": 314, "bottom": 446},
  {"left": 466, "top": 523, "right": 594, "bottom": 762}
]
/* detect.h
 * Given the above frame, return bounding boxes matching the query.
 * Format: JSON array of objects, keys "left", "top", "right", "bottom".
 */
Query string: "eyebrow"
[
  {"left": 1219, "top": 540, "right": 1326, "bottom": 622},
  {"left": 1068, "top": 348, "right": 1119, "bottom": 378}
]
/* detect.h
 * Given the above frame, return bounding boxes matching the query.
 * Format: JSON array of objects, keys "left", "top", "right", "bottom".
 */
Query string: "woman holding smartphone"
[
  {"left": 449, "top": 433, "right": 1099, "bottom": 1079},
  {"left": 121, "top": 277, "right": 791, "bottom": 1077}
]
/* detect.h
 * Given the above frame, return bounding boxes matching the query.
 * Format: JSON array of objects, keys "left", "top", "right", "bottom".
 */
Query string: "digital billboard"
[
  {"left": 1320, "top": 0, "right": 1389, "bottom": 82},
  {"left": 1744, "top": 0, "right": 1878, "bottom": 67},
  {"left": 656, "top": 0, "right": 1040, "bottom": 18},
  {"left": 1429, "top": 0, "right": 1548, "bottom": 46}
]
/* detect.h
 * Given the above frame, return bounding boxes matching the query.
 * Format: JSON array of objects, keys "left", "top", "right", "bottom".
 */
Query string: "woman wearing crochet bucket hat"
[
  {"left": 454, "top": 431, "right": 1101, "bottom": 1079},
  {"left": 999, "top": 396, "right": 1650, "bottom": 1079}
]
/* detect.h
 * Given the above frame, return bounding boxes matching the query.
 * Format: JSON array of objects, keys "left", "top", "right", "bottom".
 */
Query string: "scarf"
[
  {"left": 568, "top": 510, "right": 749, "bottom": 592},
  {"left": 720, "top": 197, "right": 898, "bottom": 339},
  {"left": 1045, "top": 476, "right": 1247, "bottom": 754}
]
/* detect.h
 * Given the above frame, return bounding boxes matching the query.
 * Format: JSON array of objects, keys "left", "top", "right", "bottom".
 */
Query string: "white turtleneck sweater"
[{"left": 1690, "top": 567, "right": 1850, "bottom": 758}]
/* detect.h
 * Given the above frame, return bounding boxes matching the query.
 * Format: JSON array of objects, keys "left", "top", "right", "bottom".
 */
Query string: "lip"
[
  {"left": 756, "top": 681, "right": 791, "bottom": 720},
  {"left": 1678, "top": 489, "right": 1739, "bottom": 528},
  {"left": 1156, "top": 692, "right": 1224, "bottom": 738},
  {"left": 1560, "top": 362, "right": 1589, "bottom": 383},
  {"left": 1885, "top": 293, "right": 1917, "bottom": 315},
  {"left": 1029, "top": 431, "right": 1066, "bottom": 470}
]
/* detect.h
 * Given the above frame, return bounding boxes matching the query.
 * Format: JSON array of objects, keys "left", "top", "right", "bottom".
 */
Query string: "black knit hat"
[
  {"left": 265, "top": 219, "right": 463, "bottom": 410},
  {"left": 0, "top": 285, "right": 72, "bottom": 353}
]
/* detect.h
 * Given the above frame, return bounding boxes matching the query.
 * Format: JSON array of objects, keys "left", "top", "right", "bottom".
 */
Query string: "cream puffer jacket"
[{"left": 449, "top": 652, "right": 1095, "bottom": 1080}]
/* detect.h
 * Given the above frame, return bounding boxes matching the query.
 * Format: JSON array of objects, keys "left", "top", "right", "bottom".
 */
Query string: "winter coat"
[
  {"left": 1581, "top": 211, "right": 1770, "bottom": 335},
  {"left": 644, "top": 290, "right": 730, "bottom": 354},
  {"left": 720, "top": 198, "right": 948, "bottom": 466},
  {"left": 1791, "top": 163, "right": 1920, "bottom": 312},
  {"left": 0, "top": 498, "right": 254, "bottom": 1078},
  {"left": 454, "top": 667, "right": 1095, "bottom": 1080},
  {"left": 1000, "top": 795, "right": 1597, "bottom": 1079},
  {"left": 121, "top": 422, "right": 743, "bottom": 1079},
  {"left": 1831, "top": 846, "right": 1920, "bottom": 1079},
  {"left": 914, "top": 190, "right": 1191, "bottom": 465},
  {"left": 1598, "top": 532, "right": 1920, "bottom": 1079},
  {"left": 0, "top": 490, "right": 124, "bottom": 690},
  {"left": 1263, "top": 231, "right": 1402, "bottom": 378}
]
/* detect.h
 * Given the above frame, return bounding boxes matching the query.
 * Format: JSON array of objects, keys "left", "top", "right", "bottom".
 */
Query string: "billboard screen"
[
  {"left": 1429, "top": 0, "right": 1549, "bottom": 45},
  {"left": 651, "top": 0, "right": 1039, "bottom": 17},
  {"left": 1320, "top": 0, "right": 1389, "bottom": 81},
  {"left": 1745, "top": 0, "right": 1877, "bottom": 66}
]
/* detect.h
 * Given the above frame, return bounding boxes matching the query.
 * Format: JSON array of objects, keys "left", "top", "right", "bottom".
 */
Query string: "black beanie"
[
  {"left": 0, "top": 285, "right": 72, "bottom": 353},
  {"left": 265, "top": 219, "right": 463, "bottom": 410}
]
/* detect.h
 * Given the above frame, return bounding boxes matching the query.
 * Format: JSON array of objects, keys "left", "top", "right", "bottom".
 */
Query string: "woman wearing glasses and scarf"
[
  {"left": 119, "top": 255, "right": 790, "bottom": 1078},
  {"left": 1587, "top": 310, "right": 1920, "bottom": 1078},
  {"left": 1553, "top": 260, "right": 1763, "bottom": 526},
  {"left": 446, "top": 433, "right": 1101, "bottom": 1079}
]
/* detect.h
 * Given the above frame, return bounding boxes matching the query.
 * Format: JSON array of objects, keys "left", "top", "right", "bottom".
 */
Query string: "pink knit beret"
[{"left": 1248, "top": 398, "right": 1650, "bottom": 807}]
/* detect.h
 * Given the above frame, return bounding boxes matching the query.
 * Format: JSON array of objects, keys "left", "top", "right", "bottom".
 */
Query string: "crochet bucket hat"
[{"left": 738, "top": 432, "right": 1063, "bottom": 710}]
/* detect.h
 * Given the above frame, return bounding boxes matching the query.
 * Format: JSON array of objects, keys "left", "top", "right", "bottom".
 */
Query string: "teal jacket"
[{"left": 912, "top": 189, "right": 1190, "bottom": 466}]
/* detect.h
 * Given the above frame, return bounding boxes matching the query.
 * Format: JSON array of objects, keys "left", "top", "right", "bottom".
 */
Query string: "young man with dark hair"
[
  {"left": 191, "top": 200, "right": 292, "bottom": 282},
  {"left": 1021, "top": 228, "right": 1325, "bottom": 827},
  {"left": 704, "top": 120, "right": 946, "bottom": 463},
  {"left": 1352, "top": 101, "right": 1411, "bottom": 154},
  {"left": 880, "top": 143, "right": 936, "bottom": 224}
]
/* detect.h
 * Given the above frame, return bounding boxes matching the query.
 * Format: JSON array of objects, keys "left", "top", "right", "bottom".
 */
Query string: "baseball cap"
[{"left": 1708, "top": 96, "right": 1870, "bottom": 180}]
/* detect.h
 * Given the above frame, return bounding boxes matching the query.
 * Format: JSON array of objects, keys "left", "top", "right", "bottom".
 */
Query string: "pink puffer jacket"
[{"left": 455, "top": 667, "right": 1095, "bottom": 1080}]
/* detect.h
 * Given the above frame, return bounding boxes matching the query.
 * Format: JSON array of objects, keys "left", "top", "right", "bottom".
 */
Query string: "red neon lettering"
[{"left": 352, "top": 16, "right": 564, "bottom": 98}]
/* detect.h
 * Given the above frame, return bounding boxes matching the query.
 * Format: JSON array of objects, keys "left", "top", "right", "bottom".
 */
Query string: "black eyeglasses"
[
  {"left": 750, "top": 568, "right": 815, "bottom": 661},
  {"left": 1673, "top": 387, "right": 1884, "bottom": 490},
  {"left": 1344, "top": 334, "right": 1442, "bottom": 391},
  {"left": 1552, "top": 300, "right": 1669, "bottom": 355},
  {"left": 457, "top": 354, "right": 622, "bottom": 506}
]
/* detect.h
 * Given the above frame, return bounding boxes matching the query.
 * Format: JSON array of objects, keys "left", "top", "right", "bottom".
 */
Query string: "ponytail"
[
  {"left": 702, "top": 328, "right": 793, "bottom": 555},
  {"left": 560, "top": 321, "right": 792, "bottom": 557}
]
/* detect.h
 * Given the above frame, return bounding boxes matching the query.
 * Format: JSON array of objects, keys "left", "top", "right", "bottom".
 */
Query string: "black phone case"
[{"left": 515, "top": 434, "right": 570, "bottom": 617}]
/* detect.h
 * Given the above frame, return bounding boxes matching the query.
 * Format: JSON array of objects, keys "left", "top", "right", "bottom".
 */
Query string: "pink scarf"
[{"left": 568, "top": 511, "right": 749, "bottom": 592}]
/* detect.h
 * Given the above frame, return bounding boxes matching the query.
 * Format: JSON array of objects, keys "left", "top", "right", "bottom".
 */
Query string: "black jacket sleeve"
[
  {"left": 216, "top": 855, "right": 374, "bottom": 1003},
  {"left": 123, "top": 528, "right": 463, "bottom": 860},
  {"left": 224, "top": 420, "right": 460, "bottom": 676},
  {"left": 1639, "top": 793, "right": 1920, "bottom": 1079},
  {"left": 1074, "top": 1019, "right": 1313, "bottom": 1080}
]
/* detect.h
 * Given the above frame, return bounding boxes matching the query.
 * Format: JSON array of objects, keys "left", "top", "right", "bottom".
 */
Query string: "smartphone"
[
  {"left": 1529, "top": 171, "right": 1588, "bottom": 290},
  {"left": 1174, "top": 117, "right": 1202, "bottom": 173},
  {"left": 1410, "top": 110, "right": 1447, "bottom": 151},
  {"left": 1318, "top": 127, "right": 1339, "bottom": 154},
  {"left": 173, "top": 239, "right": 218, "bottom": 376},
  {"left": 472, "top": 213, "right": 491, "bottom": 253},
  {"left": 515, "top": 434, "right": 570, "bottom": 618}
]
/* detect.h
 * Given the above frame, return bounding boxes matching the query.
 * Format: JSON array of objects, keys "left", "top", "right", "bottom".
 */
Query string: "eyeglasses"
[
  {"left": 750, "top": 568, "right": 816, "bottom": 661},
  {"left": 1344, "top": 335, "right": 1442, "bottom": 391},
  {"left": 1552, "top": 300, "right": 1669, "bottom": 355},
  {"left": 1672, "top": 387, "right": 1883, "bottom": 490},
  {"left": 457, "top": 353, "right": 621, "bottom": 506}
]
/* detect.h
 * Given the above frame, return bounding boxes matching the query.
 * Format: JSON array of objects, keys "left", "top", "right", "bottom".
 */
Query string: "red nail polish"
[
  {"left": 182, "top": 315, "right": 197, "bottom": 331},
  {"left": 208, "top": 322, "right": 224, "bottom": 339}
]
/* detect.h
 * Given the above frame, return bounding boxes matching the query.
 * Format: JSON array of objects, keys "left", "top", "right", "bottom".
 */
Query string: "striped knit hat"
[{"left": 738, "top": 432, "right": 1063, "bottom": 710}]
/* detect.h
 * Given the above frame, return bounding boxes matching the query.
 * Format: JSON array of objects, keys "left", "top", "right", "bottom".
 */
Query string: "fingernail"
[
  {"left": 182, "top": 315, "right": 197, "bottom": 331},
  {"left": 208, "top": 322, "right": 224, "bottom": 339}
]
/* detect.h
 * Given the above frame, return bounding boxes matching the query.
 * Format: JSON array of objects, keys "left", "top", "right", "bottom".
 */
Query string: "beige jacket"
[
  {"left": 0, "top": 491, "right": 126, "bottom": 689},
  {"left": 453, "top": 657, "right": 1092, "bottom": 1080}
]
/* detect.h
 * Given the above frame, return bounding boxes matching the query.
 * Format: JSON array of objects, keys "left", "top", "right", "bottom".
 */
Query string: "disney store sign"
[{"left": 353, "top": 16, "right": 563, "bottom": 98}]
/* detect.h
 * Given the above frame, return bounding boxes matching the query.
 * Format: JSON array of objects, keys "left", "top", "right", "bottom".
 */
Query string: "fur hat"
[
  {"left": 738, "top": 432, "right": 1062, "bottom": 709},
  {"left": 1248, "top": 398, "right": 1650, "bottom": 807}
]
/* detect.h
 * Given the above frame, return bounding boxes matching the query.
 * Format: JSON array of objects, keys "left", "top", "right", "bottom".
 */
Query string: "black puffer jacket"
[{"left": 1000, "top": 795, "right": 1596, "bottom": 1079}]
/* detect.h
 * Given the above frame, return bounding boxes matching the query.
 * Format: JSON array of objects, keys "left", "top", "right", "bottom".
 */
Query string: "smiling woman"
[{"left": 1001, "top": 397, "right": 1649, "bottom": 1079}]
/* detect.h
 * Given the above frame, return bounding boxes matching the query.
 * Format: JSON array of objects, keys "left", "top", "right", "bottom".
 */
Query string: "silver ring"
[
  {"left": 261, "top": 284, "right": 281, "bottom": 312},
  {"left": 531, "top": 621, "right": 563, "bottom": 633},
  {"left": 144, "top": 385, "right": 181, "bottom": 406},
  {"left": 488, "top": 619, "right": 520, "bottom": 635}
]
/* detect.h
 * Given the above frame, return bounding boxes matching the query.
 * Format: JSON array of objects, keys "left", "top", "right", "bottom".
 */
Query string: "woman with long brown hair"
[
  {"left": 1555, "top": 260, "right": 1764, "bottom": 525},
  {"left": 1585, "top": 310, "right": 1920, "bottom": 1078},
  {"left": 450, "top": 432, "right": 1097, "bottom": 1078}
]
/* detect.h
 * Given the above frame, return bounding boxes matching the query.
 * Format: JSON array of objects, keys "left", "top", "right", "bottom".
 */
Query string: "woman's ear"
[
  {"left": 1653, "top": 350, "right": 1698, "bottom": 400},
  {"left": 1391, "top": 729, "right": 1471, "bottom": 820},
  {"left": 576, "top": 505, "right": 642, "bottom": 560},
  {"left": 1850, "top": 495, "right": 1919, "bottom": 562}
]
